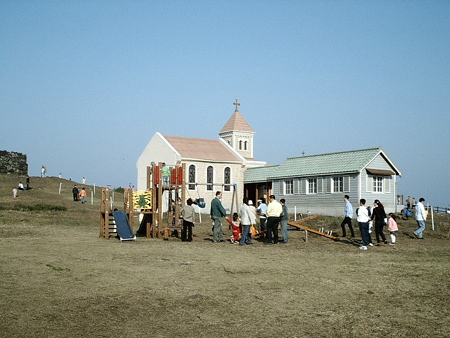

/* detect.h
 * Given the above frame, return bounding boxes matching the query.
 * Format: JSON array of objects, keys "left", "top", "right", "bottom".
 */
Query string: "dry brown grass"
[{"left": 1, "top": 175, "right": 449, "bottom": 337}]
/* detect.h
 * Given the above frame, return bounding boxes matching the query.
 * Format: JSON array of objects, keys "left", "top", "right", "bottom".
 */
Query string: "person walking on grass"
[
  {"left": 341, "top": 195, "right": 355, "bottom": 238},
  {"left": 371, "top": 199, "right": 388, "bottom": 245},
  {"left": 413, "top": 197, "right": 426, "bottom": 239},
  {"left": 388, "top": 213, "right": 398, "bottom": 245},
  {"left": 79, "top": 188, "right": 87, "bottom": 204},
  {"left": 357, "top": 199, "right": 371, "bottom": 250},
  {"left": 72, "top": 185, "right": 79, "bottom": 202},
  {"left": 280, "top": 199, "right": 288, "bottom": 244}
]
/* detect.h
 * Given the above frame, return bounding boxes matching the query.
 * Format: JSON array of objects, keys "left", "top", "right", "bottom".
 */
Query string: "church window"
[
  {"left": 244, "top": 141, "right": 247, "bottom": 151},
  {"left": 188, "top": 165, "right": 196, "bottom": 190},
  {"left": 224, "top": 167, "right": 231, "bottom": 191},
  {"left": 207, "top": 166, "right": 214, "bottom": 191},
  {"left": 239, "top": 140, "right": 242, "bottom": 150}
]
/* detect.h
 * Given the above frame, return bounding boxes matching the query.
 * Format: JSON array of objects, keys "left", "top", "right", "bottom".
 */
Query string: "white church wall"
[
  {"left": 136, "top": 132, "right": 180, "bottom": 191},
  {"left": 185, "top": 160, "right": 244, "bottom": 214}
]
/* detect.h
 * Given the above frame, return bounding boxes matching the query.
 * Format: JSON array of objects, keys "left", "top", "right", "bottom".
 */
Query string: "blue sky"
[{"left": 1, "top": 1, "right": 449, "bottom": 207}]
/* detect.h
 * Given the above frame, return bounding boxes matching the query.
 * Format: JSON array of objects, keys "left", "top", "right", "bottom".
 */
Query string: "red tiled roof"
[
  {"left": 164, "top": 135, "right": 241, "bottom": 162},
  {"left": 220, "top": 111, "right": 254, "bottom": 133}
]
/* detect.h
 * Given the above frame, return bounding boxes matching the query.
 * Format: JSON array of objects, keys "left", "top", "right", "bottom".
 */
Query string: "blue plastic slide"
[{"left": 113, "top": 210, "right": 136, "bottom": 241}]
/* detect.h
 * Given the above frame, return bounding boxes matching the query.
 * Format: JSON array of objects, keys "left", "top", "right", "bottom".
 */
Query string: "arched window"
[
  {"left": 207, "top": 166, "right": 214, "bottom": 191},
  {"left": 188, "top": 164, "right": 196, "bottom": 190},
  {"left": 244, "top": 141, "right": 248, "bottom": 150},
  {"left": 239, "top": 140, "right": 242, "bottom": 150},
  {"left": 224, "top": 167, "right": 231, "bottom": 191}
]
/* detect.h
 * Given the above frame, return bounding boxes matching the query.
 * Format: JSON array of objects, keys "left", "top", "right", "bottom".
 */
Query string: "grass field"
[{"left": 1, "top": 175, "right": 449, "bottom": 337}]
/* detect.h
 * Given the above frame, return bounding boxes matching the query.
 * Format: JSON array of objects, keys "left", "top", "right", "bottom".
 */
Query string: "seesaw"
[{"left": 288, "top": 215, "right": 340, "bottom": 241}]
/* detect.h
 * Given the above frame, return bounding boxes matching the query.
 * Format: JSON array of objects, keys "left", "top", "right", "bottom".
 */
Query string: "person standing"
[
  {"left": 340, "top": 195, "right": 355, "bottom": 238},
  {"left": 26, "top": 175, "right": 30, "bottom": 190},
  {"left": 248, "top": 200, "right": 257, "bottom": 223},
  {"left": 248, "top": 200, "right": 258, "bottom": 236},
  {"left": 82, "top": 177, "right": 86, "bottom": 185},
  {"left": 406, "top": 196, "right": 411, "bottom": 209},
  {"left": 161, "top": 163, "right": 171, "bottom": 187},
  {"left": 256, "top": 198, "right": 267, "bottom": 235},
  {"left": 239, "top": 197, "right": 255, "bottom": 245},
  {"left": 413, "top": 197, "right": 427, "bottom": 239},
  {"left": 79, "top": 188, "right": 87, "bottom": 204},
  {"left": 210, "top": 191, "right": 227, "bottom": 243},
  {"left": 388, "top": 213, "right": 399, "bottom": 245},
  {"left": 357, "top": 199, "right": 371, "bottom": 250},
  {"left": 371, "top": 199, "right": 388, "bottom": 245},
  {"left": 12, "top": 187, "right": 18, "bottom": 198},
  {"left": 181, "top": 198, "right": 196, "bottom": 242},
  {"left": 280, "top": 199, "right": 288, "bottom": 244},
  {"left": 72, "top": 185, "right": 79, "bottom": 202},
  {"left": 265, "top": 195, "right": 283, "bottom": 244}
]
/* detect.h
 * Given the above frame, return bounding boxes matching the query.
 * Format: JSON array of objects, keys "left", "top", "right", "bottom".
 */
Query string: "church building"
[{"left": 136, "top": 100, "right": 265, "bottom": 212}]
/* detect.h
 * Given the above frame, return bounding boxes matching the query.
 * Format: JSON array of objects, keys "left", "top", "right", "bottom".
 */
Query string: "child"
[
  {"left": 388, "top": 213, "right": 398, "bottom": 245},
  {"left": 230, "top": 212, "right": 241, "bottom": 244}
]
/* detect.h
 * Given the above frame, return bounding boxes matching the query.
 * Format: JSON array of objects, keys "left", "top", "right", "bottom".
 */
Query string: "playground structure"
[{"left": 100, "top": 162, "right": 186, "bottom": 240}]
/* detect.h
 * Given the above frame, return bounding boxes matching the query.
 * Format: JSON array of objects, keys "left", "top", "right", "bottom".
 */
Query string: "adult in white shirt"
[
  {"left": 413, "top": 198, "right": 427, "bottom": 239},
  {"left": 239, "top": 198, "right": 256, "bottom": 245},
  {"left": 356, "top": 198, "right": 371, "bottom": 250}
]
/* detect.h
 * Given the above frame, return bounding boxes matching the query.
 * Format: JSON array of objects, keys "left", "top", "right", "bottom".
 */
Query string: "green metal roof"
[
  {"left": 244, "top": 164, "right": 279, "bottom": 183},
  {"left": 244, "top": 147, "right": 398, "bottom": 182}
]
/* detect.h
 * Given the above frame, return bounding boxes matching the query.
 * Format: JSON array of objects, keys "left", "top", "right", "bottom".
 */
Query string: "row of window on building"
[
  {"left": 280, "top": 175, "right": 390, "bottom": 195},
  {"left": 226, "top": 140, "right": 249, "bottom": 151},
  {"left": 188, "top": 164, "right": 232, "bottom": 191}
]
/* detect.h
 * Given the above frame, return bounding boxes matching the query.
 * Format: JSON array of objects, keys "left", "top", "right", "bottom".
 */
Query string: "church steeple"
[{"left": 219, "top": 99, "right": 255, "bottom": 159}]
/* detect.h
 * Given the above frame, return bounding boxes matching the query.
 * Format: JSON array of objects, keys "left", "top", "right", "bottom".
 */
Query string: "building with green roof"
[{"left": 244, "top": 147, "right": 401, "bottom": 216}]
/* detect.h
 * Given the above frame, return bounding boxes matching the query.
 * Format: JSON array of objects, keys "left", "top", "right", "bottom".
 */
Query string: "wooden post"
[{"left": 157, "top": 162, "right": 163, "bottom": 238}]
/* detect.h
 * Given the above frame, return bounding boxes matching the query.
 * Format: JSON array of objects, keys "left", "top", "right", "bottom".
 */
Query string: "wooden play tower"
[{"left": 100, "top": 162, "right": 186, "bottom": 240}]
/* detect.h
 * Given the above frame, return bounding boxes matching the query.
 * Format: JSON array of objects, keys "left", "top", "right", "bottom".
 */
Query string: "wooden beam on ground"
[{"left": 288, "top": 217, "right": 340, "bottom": 241}]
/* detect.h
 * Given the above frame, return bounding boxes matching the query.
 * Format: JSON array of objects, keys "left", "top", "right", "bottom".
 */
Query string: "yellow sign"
[{"left": 133, "top": 190, "right": 152, "bottom": 210}]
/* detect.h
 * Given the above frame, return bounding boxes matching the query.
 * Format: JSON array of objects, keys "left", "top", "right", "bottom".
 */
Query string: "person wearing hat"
[
  {"left": 248, "top": 200, "right": 257, "bottom": 223},
  {"left": 256, "top": 197, "right": 267, "bottom": 236}
]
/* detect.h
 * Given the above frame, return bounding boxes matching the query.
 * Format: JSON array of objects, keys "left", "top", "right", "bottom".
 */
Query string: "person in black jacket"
[
  {"left": 72, "top": 185, "right": 79, "bottom": 202},
  {"left": 371, "top": 199, "right": 387, "bottom": 245}
]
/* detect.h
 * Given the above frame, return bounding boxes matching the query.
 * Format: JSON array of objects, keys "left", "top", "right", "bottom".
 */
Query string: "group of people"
[
  {"left": 12, "top": 176, "right": 31, "bottom": 198},
  {"left": 341, "top": 194, "right": 427, "bottom": 250},
  {"left": 210, "top": 191, "right": 288, "bottom": 245},
  {"left": 180, "top": 191, "right": 427, "bottom": 248},
  {"left": 72, "top": 185, "right": 87, "bottom": 203}
]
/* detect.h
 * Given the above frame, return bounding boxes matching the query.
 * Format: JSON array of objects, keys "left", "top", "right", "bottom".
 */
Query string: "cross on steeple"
[{"left": 233, "top": 99, "right": 240, "bottom": 112}]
